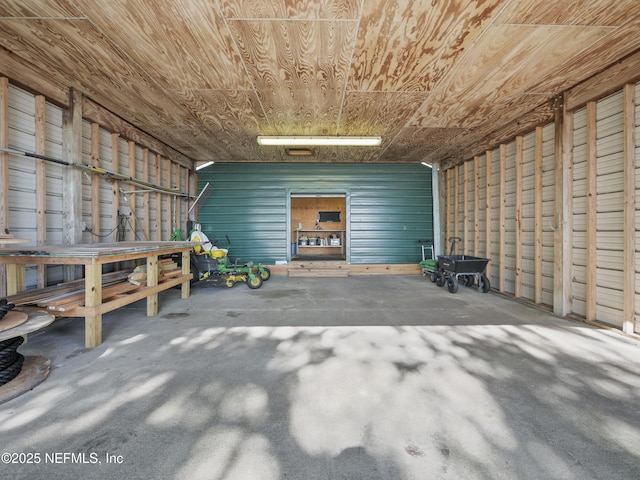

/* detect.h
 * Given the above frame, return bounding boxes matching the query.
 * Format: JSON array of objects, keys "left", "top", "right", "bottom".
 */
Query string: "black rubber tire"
[
  {"left": 447, "top": 277, "right": 459, "bottom": 294},
  {"left": 258, "top": 267, "right": 271, "bottom": 281},
  {"left": 246, "top": 275, "right": 263, "bottom": 289},
  {"left": 190, "top": 257, "right": 200, "bottom": 285},
  {"left": 479, "top": 274, "right": 491, "bottom": 293},
  {"left": 429, "top": 271, "right": 436, "bottom": 282},
  {"left": 462, "top": 275, "right": 475, "bottom": 287},
  {"left": 435, "top": 272, "right": 446, "bottom": 287}
]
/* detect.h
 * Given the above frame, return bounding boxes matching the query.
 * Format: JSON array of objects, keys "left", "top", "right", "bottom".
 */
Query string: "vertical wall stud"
[
  {"left": 554, "top": 94, "right": 573, "bottom": 316},
  {"left": 62, "top": 88, "right": 83, "bottom": 281},
  {"left": 111, "top": 134, "right": 120, "bottom": 242},
  {"left": 127, "top": 140, "right": 137, "bottom": 241},
  {"left": 454, "top": 165, "right": 460, "bottom": 244},
  {"left": 586, "top": 101, "right": 597, "bottom": 321},
  {"left": 90, "top": 123, "right": 100, "bottom": 242},
  {"left": 474, "top": 155, "right": 480, "bottom": 256},
  {"left": 485, "top": 150, "right": 493, "bottom": 280},
  {"left": 515, "top": 136, "right": 523, "bottom": 298},
  {"left": 35, "top": 95, "right": 47, "bottom": 287},
  {"left": 623, "top": 83, "right": 636, "bottom": 334},
  {"left": 142, "top": 148, "right": 150, "bottom": 241},
  {"left": 155, "top": 154, "right": 162, "bottom": 241},
  {"left": 499, "top": 144, "right": 507, "bottom": 292},
  {"left": 464, "top": 161, "right": 470, "bottom": 253},
  {"left": 534, "top": 126, "right": 544, "bottom": 304},
  {"left": 446, "top": 168, "right": 452, "bottom": 242},
  {"left": 0, "top": 78, "right": 9, "bottom": 296}
]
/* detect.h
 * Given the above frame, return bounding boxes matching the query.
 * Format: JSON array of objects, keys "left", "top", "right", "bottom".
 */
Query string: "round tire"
[
  {"left": 247, "top": 275, "right": 263, "bottom": 289},
  {"left": 462, "top": 275, "right": 475, "bottom": 287},
  {"left": 479, "top": 274, "right": 491, "bottom": 293},
  {"left": 259, "top": 267, "right": 271, "bottom": 281},
  {"left": 190, "top": 257, "right": 200, "bottom": 285},
  {"left": 447, "top": 277, "right": 459, "bottom": 294},
  {"left": 435, "top": 272, "right": 445, "bottom": 287},
  {"left": 429, "top": 271, "right": 437, "bottom": 282}
]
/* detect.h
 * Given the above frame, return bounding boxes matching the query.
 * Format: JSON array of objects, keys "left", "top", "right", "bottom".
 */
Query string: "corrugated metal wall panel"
[
  {"left": 477, "top": 155, "right": 487, "bottom": 256},
  {"left": 521, "top": 132, "right": 536, "bottom": 300},
  {"left": 81, "top": 120, "right": 93, "bottom": 243},
  {"left": 467, "top": 162, "right": 475, "bottom": 255},
  {"left": 503, "top": 141, "right": 517, "bottom": 294},
  {"left": 571, "top": 107, "right": 588, "bottom": 316},
  {"left": 541, "top": 122, "right": 555, "bottom": 306},
  {"left": 456, "top": 166, "right": 464, "bottom": 250},
  {"left": 197, "top": 163, "right": 433, "bottom": 264},
  {"left": 596, "top": 91, "right": 624, "bottom": 327},
  {"left": 490, "top": 147, "right": 501, "bottom": 287},
  {"left": 636, "top": 81, "right": 640, "bottom": 333},
  {"left": 44, "top": 102, "right": 64, "bottom": 251},
  {"left": 97, "top": 127, "right": 115, "bottom": 240},
  {"left": 7, "top": 85, "right": 38, "bottom": 287}
]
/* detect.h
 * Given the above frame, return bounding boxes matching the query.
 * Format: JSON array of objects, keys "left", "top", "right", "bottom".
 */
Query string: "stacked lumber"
[
  {"left": 127, "top": 258, "right": 183, "bottom": 286},
  {"left": 5, "top": 260, "right": 184, "bottom": 314}
]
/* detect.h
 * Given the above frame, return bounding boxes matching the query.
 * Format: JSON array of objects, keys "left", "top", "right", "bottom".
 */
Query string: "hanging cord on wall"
[{"left": 127, "top": 217, "right": 144, "bottom": 241}]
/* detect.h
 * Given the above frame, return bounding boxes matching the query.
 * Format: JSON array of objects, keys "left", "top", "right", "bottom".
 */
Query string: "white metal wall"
[
  {"left": 541, "top": 123, "right": 555, "bottom": 306},
  {"left": 595, "top": 91, "right": 625, "bottom": 327},
  {"left": 5, "top": 83, "right": 184, "bottom": 289},
  {"left": 490, "top": 147, "right": 501, "bottom": 288},
  {"left": 571, "top": 106, "right": 588, "bottom": 317},
  {"left": 521, "top": 131, "right": 536, "bottom": 300},
  {"left": 503, "top": 141, "right": 517, "bottom": 295},
  {"left": 8, "top": 85, "right": 39, "bottom": 287},
  {"left": 635, "top": 82, "right": 640, "bottom": 332}
]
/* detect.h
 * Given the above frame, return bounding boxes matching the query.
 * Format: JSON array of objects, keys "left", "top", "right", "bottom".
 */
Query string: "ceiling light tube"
[
  {"left": 196, "top": 161, "right": 214, "bottom": 170},
  {"left": 257, "top": 136, "right": 382, "bottom": 147}
]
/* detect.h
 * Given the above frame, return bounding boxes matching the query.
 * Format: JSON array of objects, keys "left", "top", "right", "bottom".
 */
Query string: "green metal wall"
[{"left": 196, "top": 163, "right": 433, "bottom": 264}]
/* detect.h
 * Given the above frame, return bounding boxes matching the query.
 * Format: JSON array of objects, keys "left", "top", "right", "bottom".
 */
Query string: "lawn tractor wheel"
[{"left": 247, "top": 275, "right": 263, "bottom": 289}]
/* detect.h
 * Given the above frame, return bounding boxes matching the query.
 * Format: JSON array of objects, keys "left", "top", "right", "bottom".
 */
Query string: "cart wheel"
[
  {"left": 462, "top": 275, "right": 475, "bottom": 287},
  {"left": 435, "top": 272, "right": 445, "bottom": 287},
  {"left": 429, "top": 271, "right": 437, "bottom": 282},
  {"left": 247, "top": 275, "right": 263, "bottom": 289},
  {"left": 479, "top": 274, "right": 491, "bottom": 293},
  {"left": 257, "top": 267, "right": 271, "bottom": 281},
  {"left": 447, "top": 277, "right": 459, "bottom": 294}
]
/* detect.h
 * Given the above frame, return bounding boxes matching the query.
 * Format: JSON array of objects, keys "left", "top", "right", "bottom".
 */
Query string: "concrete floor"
[{"left": 1, "top": 275, "right": 639, "bottom": 480}]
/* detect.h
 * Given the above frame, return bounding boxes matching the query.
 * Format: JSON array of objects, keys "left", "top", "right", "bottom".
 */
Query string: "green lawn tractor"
[{"left": 189, "top": 233, "right": 270, "bottom": 289}]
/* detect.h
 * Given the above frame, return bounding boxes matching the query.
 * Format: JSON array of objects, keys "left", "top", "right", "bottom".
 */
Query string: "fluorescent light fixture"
[
  {"left": 286, "top": 148, "right": 314, "bottom": 156},
  {"left": 196, "top": 161, "right": 214, "bottom": 170},
  {"left": 257, "top": 136, "right": 382, "bottom": 147},
  {"left": 421, "top": 162, "right": 432, "bottom": 167}
]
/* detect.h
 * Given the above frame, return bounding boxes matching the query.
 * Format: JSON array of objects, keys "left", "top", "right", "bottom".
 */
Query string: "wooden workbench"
[{"left": 0, "top": 242, "right": 194, "bottom": 348}]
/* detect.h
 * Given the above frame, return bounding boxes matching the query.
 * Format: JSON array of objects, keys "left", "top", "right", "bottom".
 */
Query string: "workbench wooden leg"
[
  {"left": 6, "top": 264, "right": 26, "bottom": 295},
  {"left": 84, "top": 263, "right": 103, "bottom": 348},
  {"left": 181, "top": 250, "right": 190, "bottom": 299},
  {"left": 147, "top": 254, "right": 158, "bottom": 316}
]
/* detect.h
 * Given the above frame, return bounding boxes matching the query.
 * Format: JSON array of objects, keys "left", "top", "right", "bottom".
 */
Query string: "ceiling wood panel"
[
  {"left": 226, "top": 19, "right": 357, "bottom": 135},
  {"left": 411, "top": 24, "right": 612, "bottom": 128},
  {"left": 75, "top": 0, "right": 250, "bottom": 90},
  {"left": 218, "top": 0, "right": 361, "bottom": 20},
  {"left": 494, "top": 0, "right": 640, "bottom": 26},
  {"left": 1, "top": 1, "right": 639, "bottom": 165},
  {"left": 348, "top": 0, "right": 504, "bottom": 92}
]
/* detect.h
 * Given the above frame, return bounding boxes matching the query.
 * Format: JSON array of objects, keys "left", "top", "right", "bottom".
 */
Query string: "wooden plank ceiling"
[{"left": 1, "top": 0, "right": 640, "bottom": 168}]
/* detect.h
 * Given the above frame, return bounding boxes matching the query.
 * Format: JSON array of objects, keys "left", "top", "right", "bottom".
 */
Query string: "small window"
[{"left": 319, "top": 211, "right": 341, "bottom": 222}]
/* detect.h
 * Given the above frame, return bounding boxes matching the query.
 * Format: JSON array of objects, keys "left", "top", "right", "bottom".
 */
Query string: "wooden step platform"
[{"left": 287, "top": 260, "right": 349, "bottom": 278}]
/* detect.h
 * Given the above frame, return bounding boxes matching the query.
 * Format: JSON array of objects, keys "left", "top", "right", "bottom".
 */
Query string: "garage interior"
[{"left": 1, "top": 1, "right": 640, "bottom": 479}]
